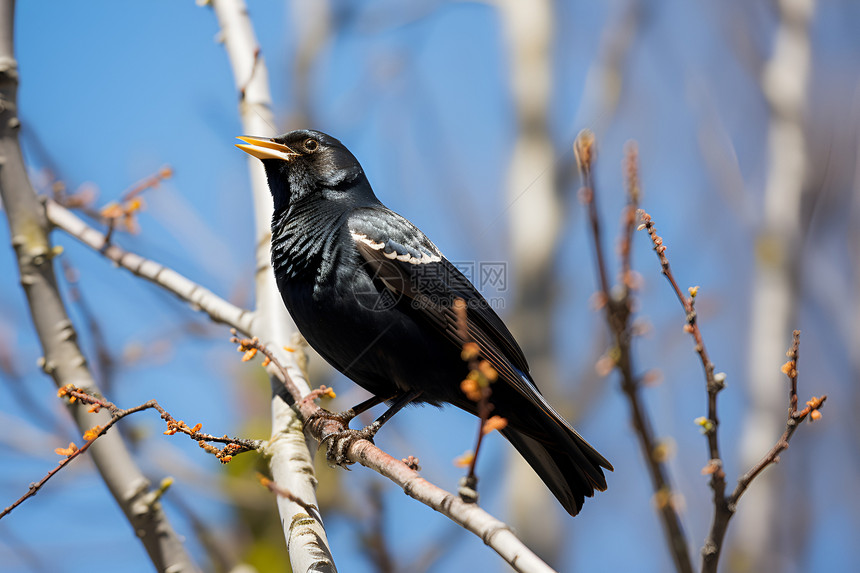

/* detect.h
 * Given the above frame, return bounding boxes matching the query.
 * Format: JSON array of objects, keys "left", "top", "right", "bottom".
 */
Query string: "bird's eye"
[{"left": 304, "top": 138, "right": 319, "bottom": 152}]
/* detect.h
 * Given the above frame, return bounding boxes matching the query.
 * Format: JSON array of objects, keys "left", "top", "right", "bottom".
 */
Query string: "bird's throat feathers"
[{"left": 263, "top": 157, "right": 373, "bottom": 212}]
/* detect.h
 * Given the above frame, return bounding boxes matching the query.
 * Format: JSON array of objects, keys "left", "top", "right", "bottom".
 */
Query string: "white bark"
[
  {"left": 495, "top": 0, "right": 563, "bottom": 561},
  {"left": 46, "top": 200, "right": 256, "bottom": 335},
  {"left": 735, "top": 1, "right": 815, "bottom": 571},
  {"left": 209, "top": 1, "right": 336, "bottom": 570}
]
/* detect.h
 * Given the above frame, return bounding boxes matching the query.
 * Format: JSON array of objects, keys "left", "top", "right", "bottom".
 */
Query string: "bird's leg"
[
  {"left": 363, "top": 389, "right": 422, "bottom": 434},
  {"left": 303, "top": 394, "right": 388, "bottom": 435},
  {"left": 321, "top": 389, "right": 422, "bottom": 467}
]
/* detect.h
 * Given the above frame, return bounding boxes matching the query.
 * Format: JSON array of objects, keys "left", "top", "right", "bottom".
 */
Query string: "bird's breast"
[{"left": 270, "top": 202, "right": 348, "bottom": 284}]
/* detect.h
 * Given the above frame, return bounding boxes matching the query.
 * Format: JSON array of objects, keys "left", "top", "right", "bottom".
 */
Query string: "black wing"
[
  {"left": 348, "top": 207, "right": 613, "bottom": 511},
  {"left": 348, "top": 207, "right": 544, "bottom": 405}
]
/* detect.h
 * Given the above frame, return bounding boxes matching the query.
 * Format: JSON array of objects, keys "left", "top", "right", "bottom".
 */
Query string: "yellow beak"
[{"left": 235, "top": 136, "right": 298, "bottom": 162}]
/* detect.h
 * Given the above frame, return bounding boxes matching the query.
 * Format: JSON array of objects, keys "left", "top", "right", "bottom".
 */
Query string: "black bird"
[{"left": 237, "top": 129, "right": 612, "bottom": 515}]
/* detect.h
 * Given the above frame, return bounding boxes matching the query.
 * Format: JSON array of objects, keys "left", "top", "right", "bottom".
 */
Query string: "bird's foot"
[
  {"left": 320, "top": 421, "right": 382, "bottom": 468},
  {"left": 303, "top": 407, "right": 357, "bottom": 435}
]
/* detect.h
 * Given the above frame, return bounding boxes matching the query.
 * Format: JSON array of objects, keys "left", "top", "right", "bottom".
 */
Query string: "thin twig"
[
  {"left": 120, "top": 166, "right": 173, "bottom": 202},
  {"left": 639, "top": 213, "right": 827, "bottom": 573},
  {"left": 638, "top": 211, "right": 727, "bottom": 494},
  {"left": 239, "top": 47, "right": 261, "bottom": 101},
  {"left": 0, "top": 386, "right": 262, "bottom": 520},
  {"left": 452, "top": 299, "right": 503, "bottom": 484},
  {"left": 60, "top": 259, "right": 117, "bottom": 394},
  {"left": 576, "top": 131, "right": 695, "bottom": 573},
  {"left": 258, "top": 474, "right": 321, "bottom": 521},
  {"left": 730, "top": 339, "right": 825, "bottom": 505}
]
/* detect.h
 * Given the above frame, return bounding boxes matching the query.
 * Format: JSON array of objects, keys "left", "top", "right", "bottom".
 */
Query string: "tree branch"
[
  {"left": 45, "top": 199, "right": 256, "bottom": 334},
  {"left": 639, "top": 212, "right": 726, "bottom": 477},
  {"left": 575, "top": 132, "right": 695, "bottom": 573},
  {"left": 0, "top": 1, "right": 199, "bottom": 570},
  {"left": 1, "top": 385, "right": 262, "bottom": 520},
  {"left": 640, "top": 213, "right": 827, "bottom": 573},
  {"left": 234, "top": 336, "right": 558, "bottom": 573},
  {"left": 207, "top": 1, "right": 334, "bottom": 570}
]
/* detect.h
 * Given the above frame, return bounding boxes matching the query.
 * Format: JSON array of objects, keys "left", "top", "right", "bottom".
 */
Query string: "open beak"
[{"left": 235, "top": 136, "right": 297, "bottom": 162}]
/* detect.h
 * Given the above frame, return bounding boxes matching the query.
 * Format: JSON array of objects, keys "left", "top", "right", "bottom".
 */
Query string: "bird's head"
[{"left": 236, "top": 129, "right": 370, "bottom": 210}]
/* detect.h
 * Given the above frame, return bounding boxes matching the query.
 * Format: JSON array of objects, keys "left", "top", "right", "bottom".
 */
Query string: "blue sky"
[{"left": 2, "top": 2, "right": 859, "bottom": 572}]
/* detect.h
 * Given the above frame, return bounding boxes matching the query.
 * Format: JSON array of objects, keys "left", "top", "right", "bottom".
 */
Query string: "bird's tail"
[{"left": 501, "top": 416, "right": 612, "bottom": 516}]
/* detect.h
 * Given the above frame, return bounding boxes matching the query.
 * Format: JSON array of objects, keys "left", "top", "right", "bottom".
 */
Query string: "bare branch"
[
  {"left": 576, "top": 132, "right": 695, "bottom": 573},
  {"left": 206, "top": 1, "right": 335, "bottom": 570},
  {"left": 640, "top": 212, "right": 827, "bottom": 573},
  {"left": 638, "top": 212, "right": 725, "bottom": 469},
  {"left": 46, "top": 198, "right": 256, "bottom": 334},
  {"left": 234, "top": 335, "right": 558, "bottom": 573},
  {"left": 1, "top": 385, "right": 262, "bottom": 520},
  {"left": 258, "top": 474, "right": 324, "bottom": 527},
  {"left": 0, "top": 1, "right": 199, "bottom": 568}
]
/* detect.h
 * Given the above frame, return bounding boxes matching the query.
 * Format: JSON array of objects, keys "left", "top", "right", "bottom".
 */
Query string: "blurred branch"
[
  {"left": 235, "top": 336, "right": 558, "bottom": 573},
  {"left": 46, "top": 199, "right": 256, "bottom": 334},
  {"left": 0, "top": 329, "right": 67, "bottom": 435},
  {"left": 207, "top": 1, "right": 334, "bottom": 571},
  {"left": 495, "top": 0, "right": 565, "bottom": 558},
  {"left": 60, "top": 258, "right": 117, "bottom": 394},
  {"left": 287, "top": 0, "right": 329, "bottom": 127},
  {"left": 165, "top": 492, "right": 237, "bottom": 573},
  {"left": 357, "top": 483, "right": 395, "bottom": 573},
  {"left": 640, "top": 213, "right": 827, "bottom": 573},
  {"left": 0, "top": 0, "right": 199, "bottom": 569},
  {"left": 737, "top": 1, "right": 816, "bottom": 569},
  {"left": 0, "top": 524, "right": 50, "bottom": 573},
  {"left": 575, "top": 132, "right": 694, "bottom": 573},
  {"left": 574, "top": 0, "right": 644, "bottom": 134}
]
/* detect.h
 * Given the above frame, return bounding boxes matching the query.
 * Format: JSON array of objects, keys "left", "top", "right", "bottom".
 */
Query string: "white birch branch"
[
  {"left": 239, "top": 337, "right": 560, "bottom": 573},
  {"left": 736, "top": 1, "right": 815, "bottom": 570},
  {"left": 45, "top": 199, "right": 256, "bottom": 334},
  {"left": 494, "top": 0, "right": 565, "bottom": 559},
  {"left": 0, "top": 1, "right": 199, "bottom": 570},
  {"left": 207, "top": 1, "right": 336, "bottom": 571}
]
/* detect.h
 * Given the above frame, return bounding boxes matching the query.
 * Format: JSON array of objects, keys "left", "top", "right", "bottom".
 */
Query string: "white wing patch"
[{"left": 351, "top": 232, "right": 442, "bottom": 265}]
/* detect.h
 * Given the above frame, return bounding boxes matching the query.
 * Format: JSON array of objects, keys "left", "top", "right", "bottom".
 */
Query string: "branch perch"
[{"left": 234, "top": 335, "right": 558, "bottom": 573}]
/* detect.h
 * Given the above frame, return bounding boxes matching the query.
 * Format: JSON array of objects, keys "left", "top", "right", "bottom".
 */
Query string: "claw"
[
  {"left": 321, "top": 421, "right": 382, "bottom": 467},
  {"left": 303, "top": 407, "right": 357, "bottom": 434}
]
